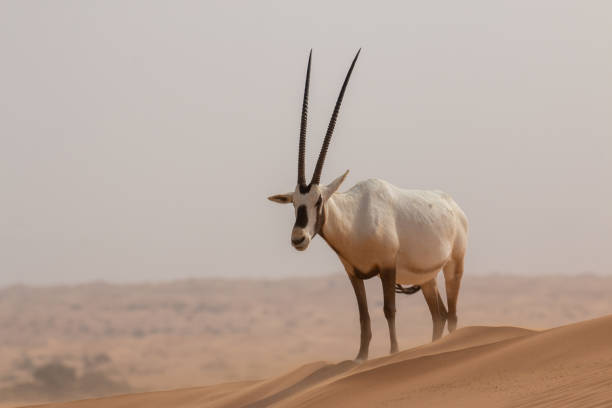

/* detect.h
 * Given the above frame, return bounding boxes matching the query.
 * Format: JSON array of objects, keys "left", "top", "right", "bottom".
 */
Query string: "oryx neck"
[{"left": 320, "top": 193, "right": 355, "bottom": 259}]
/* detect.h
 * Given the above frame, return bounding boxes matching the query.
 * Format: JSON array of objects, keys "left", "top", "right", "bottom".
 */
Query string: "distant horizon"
[{"left": 1, "top": 269, "right": 609, "bottom": 290}]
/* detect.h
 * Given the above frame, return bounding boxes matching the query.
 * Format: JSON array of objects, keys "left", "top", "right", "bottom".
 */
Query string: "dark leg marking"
[
  {"left": 421, "top": 279, "right": 448, "bottom": 342},
  {"left": 444, "top": 258, "right": 464, "bottom": 333},
  {"left": 395, "top": 284, "right": 421, "bottom": 295},
  {"left": 353, "top": 265, "right": 381, "bottom": 280},
  {"left": 380, "top": 269, "right": 399, "bottom": 354},
  {"left": 348, "top": 273, "right": 371, "bottom": 361}
]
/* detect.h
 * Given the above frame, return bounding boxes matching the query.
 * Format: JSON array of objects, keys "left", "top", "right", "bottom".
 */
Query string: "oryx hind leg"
[
  {"left": 420, "top": 278, "right": 447, "bottom": 341},
  {"left": 443, "top": 257, "right": 464, "bottom": 333}
]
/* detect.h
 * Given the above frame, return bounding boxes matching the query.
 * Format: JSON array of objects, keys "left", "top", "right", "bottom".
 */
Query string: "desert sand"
[
  {"left": 2, "top": 274, "right": 612, "bottom": 407},
  {"left": 21, "top": 315, "right": 612, "bottom": 408}
]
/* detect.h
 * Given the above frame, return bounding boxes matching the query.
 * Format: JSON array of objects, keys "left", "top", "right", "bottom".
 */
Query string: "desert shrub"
[
  {"left": 32, "top": 362, "right": 76, "bottom": 391},
  {"left": 83, "top": 352, "right": 112, "bottom": 370},
  {"left": 78, "top": 371, "right": 130, "bottom": 395}
]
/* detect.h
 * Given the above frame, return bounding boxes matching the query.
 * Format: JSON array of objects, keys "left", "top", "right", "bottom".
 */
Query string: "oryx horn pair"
[{"left": 297, "top": 49, "right": 361, "bottom": 187}]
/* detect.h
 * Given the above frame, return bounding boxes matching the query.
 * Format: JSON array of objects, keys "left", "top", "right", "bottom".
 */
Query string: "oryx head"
[{"left": 268, "top": 50, "right": 359, "bottom": 251}]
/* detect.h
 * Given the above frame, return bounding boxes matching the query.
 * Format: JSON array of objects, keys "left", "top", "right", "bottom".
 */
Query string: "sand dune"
[{"left": 27, "top": 314, "right": 612, "bottom": 408}]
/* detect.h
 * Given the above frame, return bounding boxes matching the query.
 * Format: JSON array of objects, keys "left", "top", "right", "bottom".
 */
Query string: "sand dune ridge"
[{"left": 28, "top": 314, "right": 612, "bottom": 408}]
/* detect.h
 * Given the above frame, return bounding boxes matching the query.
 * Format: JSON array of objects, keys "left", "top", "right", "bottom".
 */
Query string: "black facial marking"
[
  {"left": 298, "top": 183, "right": 312, "bottom": 194},
  {"left": 295, "top": 205, "right": 308, "bottom": 228}
]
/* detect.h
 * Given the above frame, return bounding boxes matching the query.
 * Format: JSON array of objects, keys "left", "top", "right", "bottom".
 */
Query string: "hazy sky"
[{"left": 1, "top": 1, "right": 611, "bottom": 286}]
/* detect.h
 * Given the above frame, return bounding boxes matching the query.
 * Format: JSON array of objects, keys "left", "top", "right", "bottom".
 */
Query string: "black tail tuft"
[{"left": 395, "top": 284, "right": 421, "bottom": 295}]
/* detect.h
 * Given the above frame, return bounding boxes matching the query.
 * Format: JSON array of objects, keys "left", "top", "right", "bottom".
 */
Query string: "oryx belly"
[
  {"left": 393, "top": 190, "right": 457, "bottom": 284},
  {"left": 394, "top": 227, "right": 452, "bottom": 285},
  {"left": 396, "top": 268, "right": 441, "bottom": 285}
]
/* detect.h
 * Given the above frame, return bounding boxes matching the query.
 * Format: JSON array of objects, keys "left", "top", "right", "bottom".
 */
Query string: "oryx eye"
[{"left": 316, "top": 196, "right": 322, "bottom": 207}]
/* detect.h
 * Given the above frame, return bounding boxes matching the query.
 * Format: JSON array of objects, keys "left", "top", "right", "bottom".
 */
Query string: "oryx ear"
[
  {"left": 322, "top": 170, "right": 349, "bottom": 201},
  {"left": 268, "top": 192, "right": 294, "bottom": 204}
]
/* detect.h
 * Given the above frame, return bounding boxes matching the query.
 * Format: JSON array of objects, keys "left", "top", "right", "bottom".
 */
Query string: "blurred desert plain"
[{"left": 2, "top": 274, "right": 612, "bottom": 406}]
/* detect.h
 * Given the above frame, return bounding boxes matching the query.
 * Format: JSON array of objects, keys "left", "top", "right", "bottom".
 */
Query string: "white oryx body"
[
  {"left": 269, "top": 50, "right": 468, "bottom": 361},
  {"left": 322, "top": 178, "right": 468, "bottom": 286}
]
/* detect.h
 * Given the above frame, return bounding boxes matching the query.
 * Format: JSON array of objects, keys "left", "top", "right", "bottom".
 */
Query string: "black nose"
[{"left": 292, "top": 236, "right": 305, "bottom": 246}]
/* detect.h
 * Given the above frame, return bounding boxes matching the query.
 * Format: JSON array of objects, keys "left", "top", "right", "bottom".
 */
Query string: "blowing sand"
[
  {"left": 23, "top": 315, "right": 612, "bottom": 408},
  {"left": 2, "top": 274, "right": 612, "bottom": 407}
]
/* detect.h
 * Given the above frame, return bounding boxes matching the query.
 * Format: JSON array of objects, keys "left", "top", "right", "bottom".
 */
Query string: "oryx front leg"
[
  {"left": 347, "top": 274, "right": 371, "bottom": 361},
  {"left": 380, "top": 268, "right": 399, "bottom": 354},
  {"left": 421, "top": 278, "right": 448, "bottom": 341}
]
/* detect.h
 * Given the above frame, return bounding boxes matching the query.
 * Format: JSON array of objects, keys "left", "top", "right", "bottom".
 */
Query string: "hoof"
[
  {"left": 448, "top": 315, "right": 458, "bottom": 332},
  {"left": 354, "top": 354, "right": 368, "bottom": 363}
]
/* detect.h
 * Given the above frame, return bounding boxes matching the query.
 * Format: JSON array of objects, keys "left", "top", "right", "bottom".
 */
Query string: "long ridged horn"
[
  {"left": 297, "top": 50, "right": 312, "bottom": 186},
  {"left": 311, "top": 49, "right": 360, "bottom": 185}
]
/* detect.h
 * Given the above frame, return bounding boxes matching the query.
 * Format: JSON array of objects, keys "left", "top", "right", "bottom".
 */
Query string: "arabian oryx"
[{"left": 268, "top": 50, "right": 468, "bottom": 361}]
